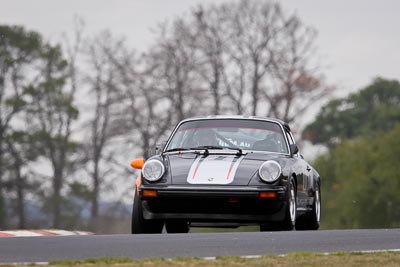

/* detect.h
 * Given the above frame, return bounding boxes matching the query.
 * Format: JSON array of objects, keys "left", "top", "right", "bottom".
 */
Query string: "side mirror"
[
  {"left": 130, "top": 158, "right": 145, "bottom": 169},
  {"left": 154, "top": 140, "right": 167, "bottom": 155},
  {"left": 290, "top": 144, "right": 299, "bottom": 155}
]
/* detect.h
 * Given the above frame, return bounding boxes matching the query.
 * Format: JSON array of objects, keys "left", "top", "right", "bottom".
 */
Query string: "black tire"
[
  {"left": 131, "top": 186, "right": 164, "bottom": 234},
  {"left": 165, "top": 220, "right": 190, "bottom": 233},
  {"left": 260, "top": 177, "right": 297, "bottom": 231},
  {"left": 296, "top": 182, "right": 321, "bottom": 230}
]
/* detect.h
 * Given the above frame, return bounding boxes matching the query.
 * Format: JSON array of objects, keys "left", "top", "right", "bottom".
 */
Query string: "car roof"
[{"left": 179, "top": 115, "right": 291, "bottom": 131}]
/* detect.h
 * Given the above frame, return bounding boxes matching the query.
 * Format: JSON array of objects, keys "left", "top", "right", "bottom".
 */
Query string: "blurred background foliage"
[
  {"left": 303, "top": 78, "right": 400, "bottom": 146},
  {"left": 0, "top": 0, "right": 399, "bottom": 232},
  {"left": 305, "top": 79, "right": 400, "bottom": 229}
]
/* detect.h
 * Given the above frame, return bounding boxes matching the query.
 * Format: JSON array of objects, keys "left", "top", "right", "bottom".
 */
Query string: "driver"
[{"left": 252, "top": 134, "right": 281, "bottom": 152}]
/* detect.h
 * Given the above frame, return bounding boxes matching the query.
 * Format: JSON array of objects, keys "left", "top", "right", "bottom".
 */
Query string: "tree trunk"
[
  {"left": 16, "top": 168, "right": 25, "bottom": 229},
  {"left": 91, "top": 160, "right": 99, "bottom": 231},
  {"left": 212, "top": 66, "right": 220, "bottom": 115},
  {"left": 52, "top": 170, "right": 63, "bottom": 228},
  {"left": 6, "top": 138, "right": 27, "bottom": 229},
  {"left": 176, "top": 85, "right": 185, "bottom": 122},
  {"left": 0, "top": 139, "right": 6, "bottom": 229},
  {"left": 251, "top": 59, "right": 260, "bottom": 116}
]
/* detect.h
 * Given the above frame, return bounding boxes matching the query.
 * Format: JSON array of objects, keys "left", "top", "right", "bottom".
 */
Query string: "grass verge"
[{"left": 3, "top": 251, "right": 400, "bottom": 267}]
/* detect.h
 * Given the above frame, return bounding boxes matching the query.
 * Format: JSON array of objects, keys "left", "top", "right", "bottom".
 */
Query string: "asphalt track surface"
[{"left": 0, "top": 229, "right": 399, "bottom": 263}]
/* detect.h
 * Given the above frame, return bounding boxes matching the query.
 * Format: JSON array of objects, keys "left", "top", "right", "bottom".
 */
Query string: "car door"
[{"left": 284, "top": 130, "right": 310, "bottom": 208}]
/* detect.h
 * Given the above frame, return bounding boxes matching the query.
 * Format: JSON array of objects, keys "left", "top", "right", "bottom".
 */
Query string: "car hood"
[{"left": 165, "top": 151, "right": 287, "bottom": 186}]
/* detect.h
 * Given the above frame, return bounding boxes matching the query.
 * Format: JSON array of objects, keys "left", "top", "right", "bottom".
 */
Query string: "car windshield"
[{"left": 165, "top": 119, "right": 289, "bottom": 154}]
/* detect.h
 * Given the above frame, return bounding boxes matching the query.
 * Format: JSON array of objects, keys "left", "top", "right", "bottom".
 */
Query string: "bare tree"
[
  {"left": 191, "top": 6, "right": 229, "bottom": 115},
  {"left": 190, "top": 1, "right": 284, "bottom": 116},
  {"left": 150, "top": 19, "right": 208, "bottom": 123},
  {"left": 77, "top": 31, "right": 174, "bottom": 231},
  {"left": 82, "top": 31, "right": 123, "bottom": 230},
  {"left": 25, "top": 43, "right": 79, "bottom": 228},
  {"left": 225, "top": 1, "right": 283, "bottom": 116},
  {"left": 113, "top": 50, "right": 174, "bottom": 159},
  {"left": 265, "top": 14, "right": 332, "bottom": 123},
  {"left": 153, "top": 0, "right": 331, "bottom": 122}
]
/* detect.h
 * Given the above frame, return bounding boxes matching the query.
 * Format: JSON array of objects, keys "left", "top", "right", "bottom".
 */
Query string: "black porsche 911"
[{"left": 130, "top": 116, "right": 321, "bottom": 233}]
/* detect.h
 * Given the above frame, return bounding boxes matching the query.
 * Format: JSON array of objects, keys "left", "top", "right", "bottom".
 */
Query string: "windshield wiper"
[
  {"left": 190, "top": 145, "right": 243, "bottom": 155},
  {"left": 223, "top": 146, "right": 243, "bottom": 155},
  {"left": 190, "top": 145, "right": 224, "bottom": 150},
  {"left": 163, "top": 147, "right": 190, "bottom": 153}
]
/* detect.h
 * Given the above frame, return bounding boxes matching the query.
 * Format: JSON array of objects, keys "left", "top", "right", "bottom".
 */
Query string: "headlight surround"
[
  {"left": 258, "top": 160, "right": 282, "bottom": 183},
  {"left": 142, "top": 159, "right": 165, "bottom": 182}
]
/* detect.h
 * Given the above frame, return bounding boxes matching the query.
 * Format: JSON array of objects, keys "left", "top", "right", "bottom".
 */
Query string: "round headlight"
[
  {"left": 259, "top": 160, "right": 281, "bottom": 183},
  {"left": 142, "top": 159, "right": 165, "bottom": 182}
]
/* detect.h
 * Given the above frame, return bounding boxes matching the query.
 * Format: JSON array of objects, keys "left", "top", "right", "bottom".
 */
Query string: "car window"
[{"left": 166, "top": 119, "right": 289, "bottom": 154}]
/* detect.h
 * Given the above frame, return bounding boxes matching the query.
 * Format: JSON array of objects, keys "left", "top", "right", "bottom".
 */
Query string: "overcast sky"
[{"left": 1, "top": 0, "right": 399, "bottom": 97}]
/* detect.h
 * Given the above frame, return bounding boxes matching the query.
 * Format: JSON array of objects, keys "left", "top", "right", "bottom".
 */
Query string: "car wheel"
[
  {"left": 165, "top": 220, "right": 190, "bottom": 233},
  {"left": 131, "top": 186, "right": 164, "bottom": 234},
  {"left": 296, "top": 182, "right": 321, "bottom": 230},
  {"left": 260, "top": 177, "right": 297, "bottom": 231}
]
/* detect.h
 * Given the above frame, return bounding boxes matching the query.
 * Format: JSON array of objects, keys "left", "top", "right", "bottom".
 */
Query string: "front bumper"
[{"left": 139, "top": 185, "right": 288, "bottom": 223}]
